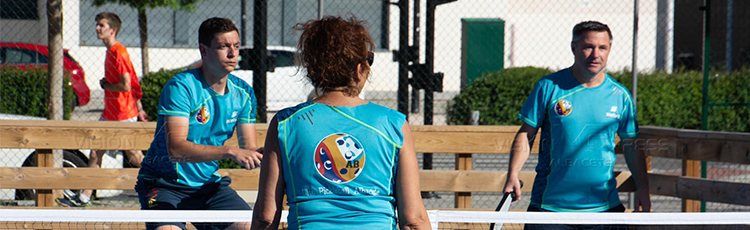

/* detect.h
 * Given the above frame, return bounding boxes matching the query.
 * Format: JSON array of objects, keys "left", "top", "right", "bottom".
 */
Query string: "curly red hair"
[{"left": 295, "top": 15, "right": 375, "bottom": 97}]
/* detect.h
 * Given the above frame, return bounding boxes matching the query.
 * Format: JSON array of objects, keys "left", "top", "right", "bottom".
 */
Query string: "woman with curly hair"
[{"left": 251, "top": 15, "right": 431, "bottom": 230}]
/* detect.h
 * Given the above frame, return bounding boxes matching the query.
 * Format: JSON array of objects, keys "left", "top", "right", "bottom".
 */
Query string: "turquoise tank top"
[{"left": 276, "top": 102, "right": 406, "bottom": 229}]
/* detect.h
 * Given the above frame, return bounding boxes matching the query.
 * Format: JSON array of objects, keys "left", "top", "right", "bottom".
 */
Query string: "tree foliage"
[{"left": 92, "top": 0, "right": 200, "bottom": 12}]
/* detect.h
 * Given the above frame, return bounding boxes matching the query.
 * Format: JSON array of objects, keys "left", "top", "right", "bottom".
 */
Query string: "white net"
[
  {"left": 430, "top": 211, "right": 750, "bottom": 230},
  {"left": 1, "top": 210, "right": 748, "bottom": 230}
]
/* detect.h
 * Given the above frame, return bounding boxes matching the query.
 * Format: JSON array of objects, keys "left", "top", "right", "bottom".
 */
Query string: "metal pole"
[
  {"left": 422, "top": 0, "right": 454, "bottom": 178},
  {"left": 241, "top": 0, "right": 247, "bottom": 45},
  {"left": 318, "top": 0, "right": 324, "bottom": 19},
  {"left": 280, "top": 0, "right": 285, "bottom": 45},
  {"left": 425, "top": 0, "right": 436, "bottom": 126},
  {"left": 726, "top": 0, "right": 733, "bottom": 73},
  {"left": 253, "top": 0, "right": 268, "bottom": 123},
  {"left": 397, "top": 0, "right": 409, "bottom": 116},
  {"left": 629, "top": 0, "right": 639, "bottom": 209},
  {"left": 411, "top": 0, "right": 421, "bottom": 113},
  {"left": 421, "top": 0, "right": 454, "bottom": 181},
  {"left": 702, "top": 0, "right": 712, "bottom": 129},
  {"left": 701, "top": 0, "right": 711, "bottom": 213},
  {"left": 422, "top": 0, "right": 436, "bottom": 175},
  {"left": 656, "top": 0, "right": 675, "bottom": 73},
  {"left": 381, "top": 1, "right": 390, "bottom": 49},
  {"left": 632, "top": 0, "right": 639, "bottom": 106}
]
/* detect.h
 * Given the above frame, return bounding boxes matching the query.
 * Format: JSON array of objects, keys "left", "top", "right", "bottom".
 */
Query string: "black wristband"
[{"left": 100, "top": 81, "right": 106, "bottom": 89}]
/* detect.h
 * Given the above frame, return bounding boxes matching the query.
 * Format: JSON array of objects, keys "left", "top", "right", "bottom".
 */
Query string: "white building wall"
[
  {"left": 503, "top": 0, "right": 659, "bottom": 72},
  {"left": 63, "top": 0, "right": 80, "bottom": 48},
  {"left": 370, "top": 0, "right": 662, "bottom": 94},
  {"left": 2, "top": 0, "right": 669, "bottom": 95}
]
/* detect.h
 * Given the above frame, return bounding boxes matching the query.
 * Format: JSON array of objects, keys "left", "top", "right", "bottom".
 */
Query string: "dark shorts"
[
  {"left": 135, "top": 176, "right": 251, "bottom": 230},
  {"left": 524, "top": 204, "right": 628, "bottom": 230}
]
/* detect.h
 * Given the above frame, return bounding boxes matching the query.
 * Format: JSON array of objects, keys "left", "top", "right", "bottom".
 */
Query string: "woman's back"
[
  {"left": 252, "top": 15, "right": 430, "bottom": 230},
  {"left": 276, "top": 101, "right": 406, "bottom": 229}
]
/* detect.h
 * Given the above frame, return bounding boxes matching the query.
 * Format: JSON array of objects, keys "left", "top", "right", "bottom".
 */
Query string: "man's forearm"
[
  {"left": 103, "top": 72, "right": 131, "bottom": 92},
  {"left": 508, "top": 132, "right": 531, "bottom": 179},
  {"left": 102, "top": 80, "right": 130, "bottom": 92},
  {"left": 136, "top": 100, "right": 144, "bottom": 111},
  {"left": 167, "top": 138, "right": 233, "bottom": 163},
  {"left": 623, "top": 142, "right": 649, "bottom": 190}
]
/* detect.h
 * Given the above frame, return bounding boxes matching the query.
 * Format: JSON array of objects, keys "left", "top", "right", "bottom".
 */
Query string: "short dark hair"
[
  {"left": 295, "top": 15, "right": 374, "bottom": 97},
  {"left": 95, "top": 12, "right": 122, "bottom": 37},
  {"left": 572, "top": 21, "right": 612, "bottom": 43},
  {"left": 198, "top": 17, "right": 239, "bottom": 46}
]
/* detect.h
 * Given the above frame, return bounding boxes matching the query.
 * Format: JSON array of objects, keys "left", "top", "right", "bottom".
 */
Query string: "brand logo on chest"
[
  {"left": 606, "top": 106, "right": 620, "bottom": 119},
  {"left": 554, "top": 100, "right": 573, "bottom": 117},
  {"left": 195, "top": 106, "right": 210, "bottom": 124}
]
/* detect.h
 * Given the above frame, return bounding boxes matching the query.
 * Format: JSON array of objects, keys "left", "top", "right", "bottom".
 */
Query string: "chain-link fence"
[{"left": 1, "top": 0, "right": 748, "bottom": 211}]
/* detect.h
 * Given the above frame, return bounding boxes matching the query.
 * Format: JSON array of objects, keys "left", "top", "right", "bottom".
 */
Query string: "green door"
[{"left": 461, "top": 18, "right": 505, "bottom": 90}]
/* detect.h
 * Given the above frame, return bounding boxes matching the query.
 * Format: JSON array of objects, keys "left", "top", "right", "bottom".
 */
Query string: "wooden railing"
[
  {"left": 633, "top": 126, "right": 750, "bottom": 211},
  {"left": 1, "top": 120, "right": 749, "bottom": 212}
]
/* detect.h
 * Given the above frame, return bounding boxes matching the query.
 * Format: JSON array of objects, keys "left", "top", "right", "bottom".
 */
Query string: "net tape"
[{"left": 2, "top": 210, "right": 749, "bottom": 228}]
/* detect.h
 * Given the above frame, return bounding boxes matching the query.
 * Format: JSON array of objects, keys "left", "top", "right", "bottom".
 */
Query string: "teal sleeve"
[
  {"left": 517, "top": 80, "right": 548, "bottom": 128},
  {"left": 158, "top": 76, "right": 192, "bottom": 117},
  {"left": 238, "top": 85, "right": 257, "bottom": 123},
  {"left": 617, "top": 93, "right": 639, "bottom": 138}
]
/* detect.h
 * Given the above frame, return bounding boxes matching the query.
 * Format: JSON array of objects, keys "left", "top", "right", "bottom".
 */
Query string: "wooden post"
[
  {"left": 646, "top": 155, "right": 652, "bottom": 211},
  {"left": 35, "top": 149, "right": 55, "bottom": 207},
  {"left": 454, "top": 111, "right": 481, "bottom": 209},
  {"left": 683, "top": 159, "right": 701, "bottom": 212},
  {"left": 454, "top": 154, "right": 472, "bottom": 209}
]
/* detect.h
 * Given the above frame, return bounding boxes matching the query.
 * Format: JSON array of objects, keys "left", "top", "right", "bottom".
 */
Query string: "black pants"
[{"left": 136, "top": 177, "right": 251, "bottom": 230}]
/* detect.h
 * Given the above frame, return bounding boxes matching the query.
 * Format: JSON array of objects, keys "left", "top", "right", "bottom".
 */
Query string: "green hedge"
[
  {"left": 447, "top": 67, "right": 553, "bottom": 125},
  {"left": 0, "top": 67, "right": 74, "bottom": 119},
  {"left": 140, "top": 67, "right": 242, "bottom": 169},
  {"left": 140, "top": 68, "right": 184, "bottom": 121},
  {"left": 610, "top": 70, "right": 750, "bottom": 132},
  {"left": 447, "top": 67, "right": 750, "bottom": 132}
]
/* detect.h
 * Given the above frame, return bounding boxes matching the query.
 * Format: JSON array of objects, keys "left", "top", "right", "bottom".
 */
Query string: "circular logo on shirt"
[
  {"left": 195, "top": 106, "right": 211, "bottom": 124},
  {"left": 314, "top": 133, "right": 365, "bottom": 184},
  {"left": 554, "top": 100, "right": 573, "bottom": 117}
]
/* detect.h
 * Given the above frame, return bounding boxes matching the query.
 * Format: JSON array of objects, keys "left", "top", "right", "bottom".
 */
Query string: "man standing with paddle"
[{"left": 503, "top": 21, "right": 651, "bottom": 229}]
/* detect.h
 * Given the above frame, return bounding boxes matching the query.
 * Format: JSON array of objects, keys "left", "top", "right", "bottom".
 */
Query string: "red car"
[{"left": 0, "top": 43, "right": 90, "bottom": 107}]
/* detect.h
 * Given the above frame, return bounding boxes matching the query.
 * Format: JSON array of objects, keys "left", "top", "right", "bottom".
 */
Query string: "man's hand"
[
  {"left": 138, "top": 110, "right": 149, "bottom": 122},
  {"left": 503, "top": 177, "right": 523, "bottom": 202},
  {"left": 229, "top": 148, "right": 264, "bottom": 169},
  {"left": 99, "top": 78, "right": 108, "bottom": 89}
]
